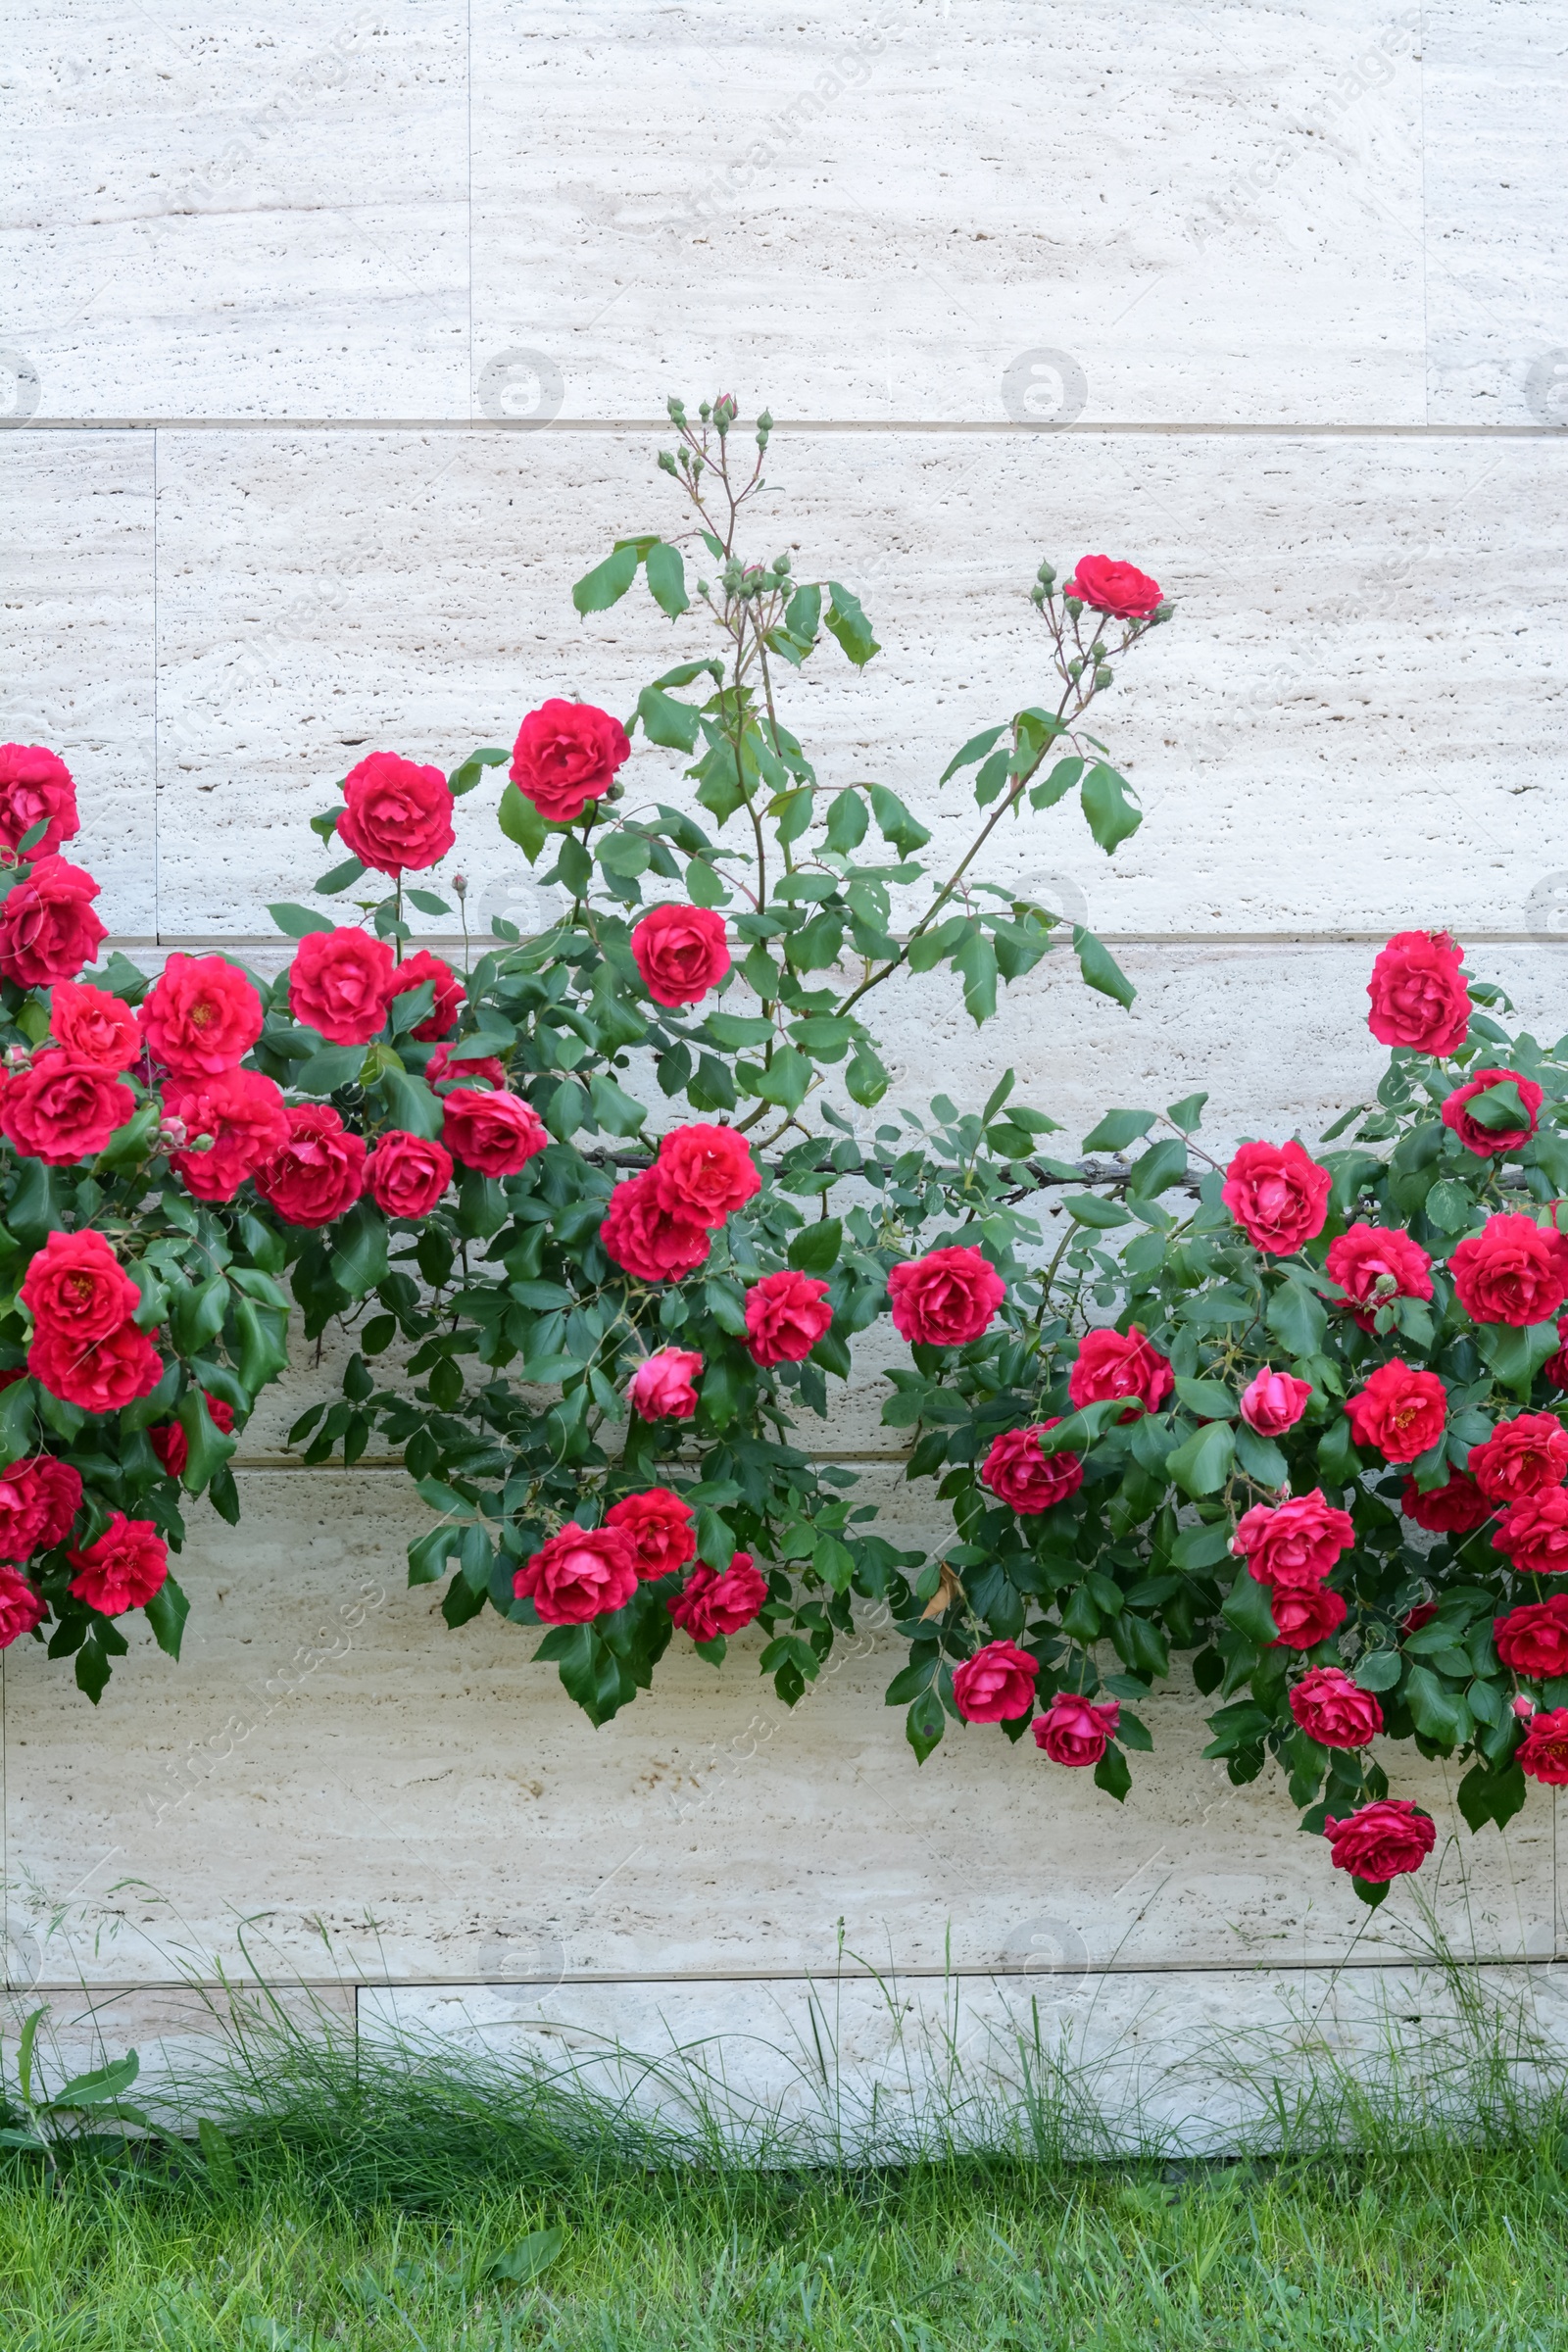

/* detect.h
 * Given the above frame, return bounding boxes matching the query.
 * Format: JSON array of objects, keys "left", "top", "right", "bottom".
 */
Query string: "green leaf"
[
  {"left": 379, "top": 1065, "right": 444, "bottom": 1141},
  {"left": 144, "top": 1573, "right": 191, "bottom": 1659},
  {"left": 636, "top": 684, "right": 702, "bottom": 754},
  {"left": 315, "top": 856, "right": 367, "bottom": 896},
  {"left": 498, "top": 781, "right": 548, "bottom": 863},
  {"left": 1404, "top": 1665, "right": 1469, "bottom": 1748},
  {"left": 955, "top": 931, "right": 999, "bottom": 1023},
  {"left": 586, "top": 1073, "right": 647, "bottom": 1136},
  {"left": 448, "top": 745, "right": 509, "bottom": 797},
  {"left": 294, "top": 1043, "right": 368, "bottom": 1097},
  {"left": 784, "top": 583, "right": 821, "bottom": 644},
  {"left": 940, "top": 723, "right": 1007, "bottom": 784},
  {"left": 1353, "top": 1647, "right": 1402, "bottom": 1692},
  {"left": 752, "top": 1046, "right": 811, "bottom": 1112},
  {"left": 175, "top": 1389, "right": 237, "bottom": 1494},
  {"left": 1063, "top": 1194, "right": 1131, "bottom": 1229},
  {"left": 49, "top": 2053, "right": 139, "bottom": 2109},
  {"left": 906, "top": 1688, "right": 945, "bottom": 1763},
  {"left": 1474, "top": 1318, "right": 1561, "bottom": 1397},
  {"left": 787, "top": 1218, "right": 842, "bottom": 1275},
  {"left": 268, "top": 903, "right": 335, "bottom": 939},
  {"left": 1233, "top": 1423, "right": 1288, "bottom": 1488},
  {"left": 571, "top": 541, "right": 641, "bottom": 614},
  {"left": 867, "top": 784, "right": 931, "bottom": 858},
  {"left": 1166, "top": 1421, "right": 1235, "bottom": 1497},
  {"left": 644, "top": 541, "right": 689, "bottom": 618},
  {"left": 1174, "top": 1377, "right": 1239, "bottom": 1421},
  {"left": 1072, "top": 925, "right": 1135, "bottom": 1009},
  {"left": 330, "top": 1201, "right": 390, "bottom": 1297},
  {"left": 1080, "top": 762, "right": 1142, "bottom": 855},
  {"left": 1029, "top": 756, "right": 1085, "bottom": 809},
  {"left": 1464, "top": 1080, "right": 1530, "bottom": 1133},
  {"left": 1082, "top": 1108, "right": 1156, "bottom": 1152},
  {"left": 0, "top": 1378, "right": 37, "bottom": 1471},
  {"left": 823, "top": 581, "right": 879, "bottom": 666},
  {"left": 1094, "top": 1744, "right": 1132, "bottom": 1802},
  {"left": 824, "top": 790, "right": 868, "bottom": 853},
  {"left": 487, "top": 2227, "right": 566, "bottom": 2286},
  {"left": 1166, "top": 1092, "right": 1208, "bottom": 1133},
  {"left": 1457, "top": 1759, "right": 1527, "bottom": 1836},
  {"left": 1126, "top": 1137, "right": 1188, "bottom": 1198},
  {"left": 1221, "top": 1569, "right": 1277, "bottom": 1643},
  {"left": 1425, "top": 1177, "right": 1477, "bottom": 1235},
  {"left": 1267, "top": 1280, "right": 1327, "bottom": 1357}
]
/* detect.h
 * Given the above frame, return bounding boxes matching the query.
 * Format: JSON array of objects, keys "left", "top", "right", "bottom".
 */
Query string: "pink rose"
[
  {"left": 68, "top": 1513, "right": 170, "bottom": 1614},
  {"left": 1449, "top": 1213, "right": 1568, "bottom": 1330},
  {"left": 510, "top": 700, "right": 630, "bottom": 824},
  {"left": 0, "top": 1455, "right": 83, "bottom": 1562},
  {"left": 980, "top": 1423, "right": 1084, "bottom": 1515},
  {"left": 1468, "top": 1412, "right": 1568, "bottom": 1504},
  {"left": 1289, "top": 1666, "right": 1383, "bottom": 1750},
  {"left": 387, "top": 950, "right": 464, "bottom": 1042},
  {"left": 1239, "top": 1365, "right": 1312, "bottom": 1437},
  {"left": 627, "top": 1348, "right": 703, "bottom": 1420},
  {"left": 288, "top": 926, "right": 394, "bottom": 1048},
  {"left": 1365, "top": 931, "right": 1470, "bottom": 1057},
  {"left": 514, "top": 1523, "right": 639, "bottom": 1624},
  {"left": 1493, "top": 1487, "right": 1568, "bottom": 1576},
  {"left": 1269, "top": 1584, "right": 1348, "bottom": 1650},
  {"left": 0, "top": 856, "right": 106, "bottom": 988},
  {"left": 0, "top": 1053, "right": 134, "bottom": 1165},
  {"left": 20, "top": 1230, "right": 139, "bottom": 1348},
  {"left": 1400, "top": 1471, "right": 1492, "bottom": 1535},
  {"left": 1234, "top": 1491, "right": 1354, "bottom": 1590},
  {"left": 338, "top": 752, "right": 455, "bottom": 875},
  {"left": 441, "top": 1089, "right": 548, "bottom": 1178},
  {"left": 140, "top": 954, "right": 264, "bottom": 1077},
  {"left": 653, "top": 1124, "right": 760, "bottom": 1225},
  {"left": 744, "top": 1270, "right": 833, "bottom": 1366},
  {"left": 0, "top": 1565, "right": 47, "bottom": 1647},
  {"left": 29, "top": 1318, "right": 163, "bottom": 1414},
  {"left": 255, "top": 1103, "right": 368, "bottom": 1227},
  {"left": 952, "top": 1639, "right": 1040, "bottom": 1724},
  {"left": 629, "top": 903, "right": 731, "bottom": 1007},
  {"left": 1495, "top": 1594, "right": 1568, "bottom": 1679},
  {"left": 425, "top": 1041, "right": 506, "bottom": 1093},
  {"left": 600, "top": 1173, "right": 711, "bottom": 1284},
  {"left": 888, "top": 1247, "right": 1005, "bottom": 1347},
  {"left": 0, "top": 743, "right": 79, "bottom": 858},
  {"left": 1032, "top": 1691, "right": 1120, "bottom": 1766},
  {"left": 668, "top": 1552, "right": 769, "bottom": 1642},
  {"left": 1064, "top": 555, "right": 1162, "bottom": 619},
  {"left": 1345, "top": 1361, "right": 1446, "bottom": 1463},
  {"left": 1516, "top": 1708, "right": 1568, "bottom": 1786},
  {"left": 1324, "top": 1798, "right": 1435, "bottom": 1884}
]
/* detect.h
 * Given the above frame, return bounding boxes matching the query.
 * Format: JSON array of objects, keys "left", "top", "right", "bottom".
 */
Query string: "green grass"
[
  {"left": 3, "top": 2142, "right": 1568, "bottom": 2349},
  {"left": 4, "top": 1963, "right": 1568, "bottom": 2346}
]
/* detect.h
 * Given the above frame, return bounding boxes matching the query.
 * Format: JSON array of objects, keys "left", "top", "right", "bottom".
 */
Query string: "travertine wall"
[{"left": 2, "top": 1, "right": 1567, "bottom": 2118}]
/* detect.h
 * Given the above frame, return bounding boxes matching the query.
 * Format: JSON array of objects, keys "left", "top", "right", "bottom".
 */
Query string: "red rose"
[
  {"left": 1239, "top": 1365, "right": 1313, "bottom": 1436},
  {"left": 1345, "top": 1360, "right": 1446, "bottom": 1463},
  {"left": 1032, "top": 1691, "right": 1120, "bottom": 1766},
  {"left": 600, "top": 1172, "right": 710, "bottom": 1284},
  {"left": 888, "top": 1246, "right": 1005, "bottom": 1347},
  {"left": 628, "top": 1348, "right": 702, "bottom": 1421},
  {"left": 653, "top": 1124, "right": 760, "bottom": 1226},
  {"left": 668, "top": 1553, "right": 769, "bottom": 1641},
  {"left": 338, "top": 751, "right": 455, "bottom": 876},
  {"left": 166, "top": 1069, "right": 290, "bottom": 1203},
  {"left": 1289, "top": 1666, "right": 1383, "bottom": 1749},
  {"left": 140, "top": 954, "right": 263, "bottom": 1077},
  {"left": 1468, "top": 1413, "right": 1568, "bottom": 1504},
  {"left": 0, "top": 856, "right": 107, "bottom": 988},
  {"left": 0, "top": 1052, "right": 134, "bottom": 1166},
  {"left": 366, "top": 1131, "right": 453, "bottom": 1219},
  {"left": 1546, "top": 1318, "right": 1568, "bottom": 1391},
  {"left": 952, "top": 1639, "right": 1040, "bottom": 1724},
  {"left": 441, "top": 1089, "right": 548, "bottom": 1178},
  {"left": 604, "top": 1487, "right": 697, "bottom": 1581},
  {"left": 1442, "top": 1067, "right": 1544, "bottom": 1157},
  {"left": 1324, "top": 1798, "right": 1436, "bottom": 1885},
  {"left": 1270, "top": 1583, "right": 1348, "bottom": 1650},
  {"left": 49, "top": 979, "right": 141, "bottom": 1072},
  {"left": 29, "top": 1318, "right": 163, "bottom": 1413},
  {"left": 24, "top": 1457, "right": 82, "bottom": 1550},
  {"left": 68, "top": 1512, "right": 169, "bottom": 1615},
  {"left": 1495, "top": 1593, "right": 1568, "bottom": 1679},
  {"left": 1517, "top": 1707, "right": 1568, "bottom": 1786},
  {"left": 1402, "top": 1600, "right": 1439, "bottom": 1634},
  {"left": 255, "top": 1103, "right": 368, "bottom": 1227},
  {"left": 1067, "top": 1326, "right": 1174, "bottom": 1419},
  {"left": 1222, "top": 1140, "right": 1332, "bottom": 1254},
  {"left": 1234, "top": 1491, "right": 1354, "bottom": 1590},
  {"left": 980, "top": 1423, "right": 1084, "bottom": 1515},
  {"left": 288, "top": 926, "right": 394, "bottom": 1047},
  {"left": 744, "top": 1270, "right": 833, "bottom": 1365},
  {"left": 386, "top": 950, "right": 464, "bottom": 1042},
  {"left": 0, "top": 743, "right": 79, "bottom": 858},
  {"left": 510, "top": 699, "right": 630, "bottom": 824},
  {"left": 0, "top": 1565, "right": 46, "bottom": 1647},
  {"left": 630, "top": 902, "right": 731, "bottom": 1007},
  {"left": 424, "top": 1041, "right": 506, "bottom": 1093},
  {"left": 1450, "top": 1213, "right": 1568, "bottom": 1330},
  {"left": 150, "top": 1392, "right": 236, "bottom": 1480},
  {"left": 21, "top": 1230, "right": 139, "bottom": 1348},
  {"left": 1324, "top": 1224, "right": 1434, "bottom": 1331},
  {"left": 1365, "top": 930, "right": 1470, "bottom": 1057},
  {"left": 514, "top": 1522, "right": 639, "bottom": 1624},
  {"left": 1064, "top": 555, "right": 1162, "bottom": 619},
  {"left": 1493, "top": 1487, "right": 1568, "bottom": 1575},
  {"left": 1400, "top": 1470, "right": 1493, "bottom": 1535}
]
